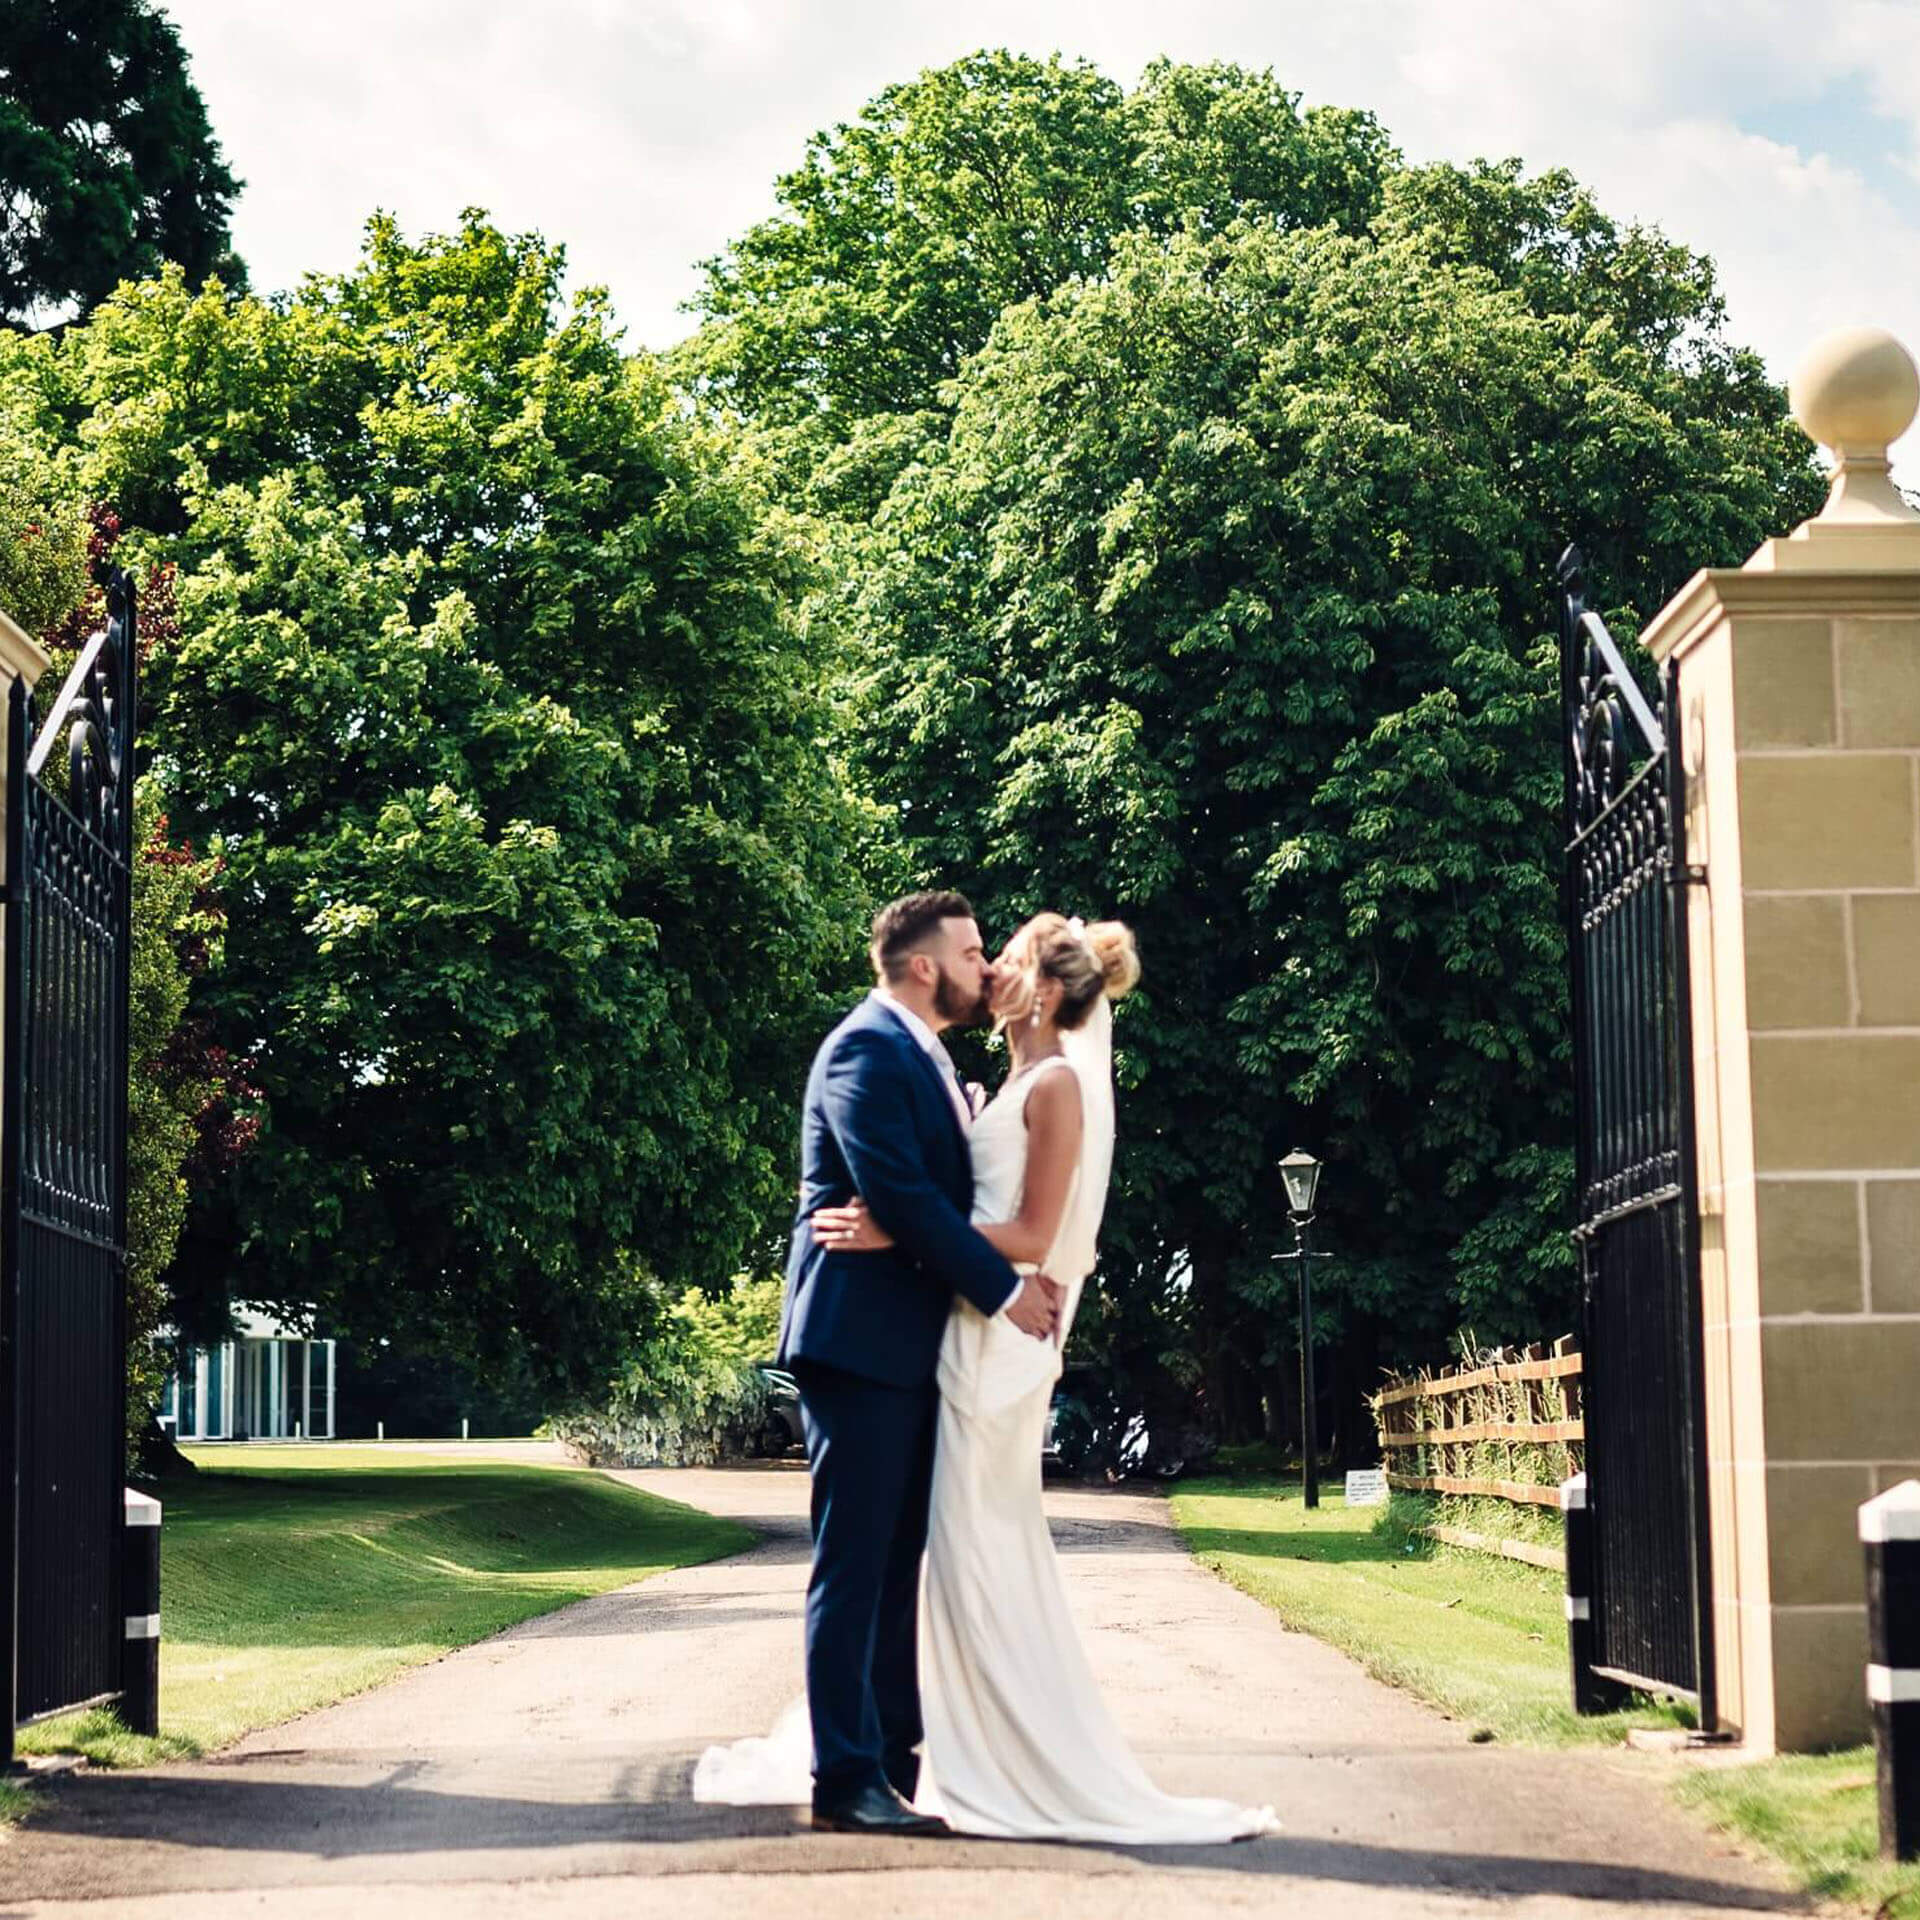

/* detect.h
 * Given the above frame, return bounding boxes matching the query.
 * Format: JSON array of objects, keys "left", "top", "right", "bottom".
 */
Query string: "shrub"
[{"left": 547, "top": 1278, "right": 783, "bottom": 1468}]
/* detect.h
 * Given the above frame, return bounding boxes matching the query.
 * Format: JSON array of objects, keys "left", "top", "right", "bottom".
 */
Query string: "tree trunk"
[
  {"left": 1332, "top": 1314, "right": 1383, "bottom": 1467},
  {"left": 1189, "top": 1240, "right": 1257, "bottom": 1442}
]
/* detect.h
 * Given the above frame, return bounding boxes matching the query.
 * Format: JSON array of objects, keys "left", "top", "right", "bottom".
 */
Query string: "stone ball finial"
[
  {"left": 1781, "top": 326, "right": 1920, "bottom": 531},
  {"left": 1790, "top": 326, "right": 1919, "bottom": 458}
]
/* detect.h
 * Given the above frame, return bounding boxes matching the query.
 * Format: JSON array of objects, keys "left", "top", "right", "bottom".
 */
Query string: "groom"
[{"left": 778, "top": 891, "right": 1060, "bottom": 1836}]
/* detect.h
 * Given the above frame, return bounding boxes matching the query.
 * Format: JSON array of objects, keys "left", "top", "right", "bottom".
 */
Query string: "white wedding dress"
[{"left": 696, "top": 1001, "right": 1277, "bottom": 1843}]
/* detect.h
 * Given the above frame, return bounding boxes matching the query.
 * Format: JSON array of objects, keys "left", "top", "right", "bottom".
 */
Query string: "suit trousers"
[{"left": 792, "top": 1358, "right": 938, "bottom": 1798}]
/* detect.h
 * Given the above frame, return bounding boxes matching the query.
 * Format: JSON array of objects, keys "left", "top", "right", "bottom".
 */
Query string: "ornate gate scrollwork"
[
  {"left": 29, "top": 568, "right": 136, "bottom": 858},
  {"left": 1558, "top": 545, "right": 1715, "bottom": 1726},
  {"left": 2, "top": 568, "right": 138, "bottom": 1755}
]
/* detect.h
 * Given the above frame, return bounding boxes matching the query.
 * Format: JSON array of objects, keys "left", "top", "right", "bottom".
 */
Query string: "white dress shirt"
[
  {"left": 872, "top": 989, "right": 974, "bottom": 1134},
  {"left": 871, "top": 990, "right": 1015, "bottom": 1321}
]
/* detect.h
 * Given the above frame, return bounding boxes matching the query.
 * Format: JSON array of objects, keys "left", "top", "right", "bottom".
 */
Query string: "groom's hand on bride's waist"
[
  {"left": 810, "top": 1199, "right": 893, "bottom": 1252},
  {"left": 1005, "top": 1273, "right": 1063, "bottom": 1342},
  {"left": 809, "top": 1201, "right": 1059, "bottom": 1342}
]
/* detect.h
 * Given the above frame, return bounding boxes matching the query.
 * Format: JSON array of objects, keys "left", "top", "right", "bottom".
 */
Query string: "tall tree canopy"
[
  {"left": 0, "top": 0, "right": 241, "bottom": 327},
  {"left": 685, "top": 56, "right": 1826, "bottom": 1442},
  {"left": 682, "top": 52, "right": 1393, "bottom": 507},
  {"left": 0, "top": 216, "right": 866, "bottom": 1390},
  {"left": 0, "top": 46, "right": 1831, "bottom": 1446}
]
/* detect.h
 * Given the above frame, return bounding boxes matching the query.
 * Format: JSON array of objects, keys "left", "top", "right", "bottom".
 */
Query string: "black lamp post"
[{"left": 1279, "top": 1149, "right": 1325, "bottom": 1509}]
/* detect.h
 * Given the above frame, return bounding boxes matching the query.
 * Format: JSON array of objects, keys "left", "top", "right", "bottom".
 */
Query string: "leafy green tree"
[
  {"left": 0, "top": 434, "right": 88, "bottom": 627},
  {"left": 681, "top": 53, "right": 1392, "bottom": 510},
  {"left": 126, "top": 779, "right": 226, "bottom": 1464},
  {"left": 0, "top": 0, "right": 242, "bottom": 327},
  {"left": 686, "top": 51, "right": 1133, "bottom": 434},
  {"left": 673, "top": 1274, "right": 784, "bottom": 1368},
  {"left": 682, "top": 54, "right": 1829, "bottom": 1442},
  {"left": 837, "top": 185, "right": 1822, "bottom": 1439},
  {"left": 547, "top": 1274, "right": 782, "bottom": 1466},
  {"left": 0, "top": 216, "right": 868, "bottom": 1393}
]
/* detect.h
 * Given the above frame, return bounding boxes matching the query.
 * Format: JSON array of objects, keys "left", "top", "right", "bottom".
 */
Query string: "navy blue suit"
[{"left": 777, "top": 994, "right": 1019, "bottom": 1796}]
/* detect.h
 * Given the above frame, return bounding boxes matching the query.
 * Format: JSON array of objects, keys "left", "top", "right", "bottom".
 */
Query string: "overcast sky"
[{"left": 165, "top": 0, "right": 1920, "bottom": 455}]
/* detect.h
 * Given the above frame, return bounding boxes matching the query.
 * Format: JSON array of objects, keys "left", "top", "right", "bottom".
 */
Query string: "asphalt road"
[{"left": 0, "top": 1462, "right": 1800, "bottom": 1918}]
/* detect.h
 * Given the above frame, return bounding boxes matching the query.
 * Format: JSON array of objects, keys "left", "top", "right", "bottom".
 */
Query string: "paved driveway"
[{"left": 0, "top": 1463, "right": 1798, "bottom": 1918}]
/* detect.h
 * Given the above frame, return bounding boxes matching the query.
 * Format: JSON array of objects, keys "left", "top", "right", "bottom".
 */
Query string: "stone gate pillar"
[{"left": 1642, "top": 327, "right": 1920, "bottom": 1753}]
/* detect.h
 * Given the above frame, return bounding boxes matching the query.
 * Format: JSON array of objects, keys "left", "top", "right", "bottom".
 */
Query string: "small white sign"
[{"left": 1344, "top": 1469, "right": 1389, "bottom": 1507}]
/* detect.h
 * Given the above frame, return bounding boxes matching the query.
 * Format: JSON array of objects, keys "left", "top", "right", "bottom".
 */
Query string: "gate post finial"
[
  {"left": 1792, "top": 327, "right": 1919, "bottom": 528},
  {"left": 1749, "top": 326, "right": 1920, "bottom": 569}
]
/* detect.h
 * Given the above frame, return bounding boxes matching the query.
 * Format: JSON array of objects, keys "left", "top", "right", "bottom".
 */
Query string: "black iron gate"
[
  {"left": 1559, "top": 547, "right": 1715, "bottom": 1727},
  {"left": 0, "top": 571, "right": 137, "bottom": 1758}
]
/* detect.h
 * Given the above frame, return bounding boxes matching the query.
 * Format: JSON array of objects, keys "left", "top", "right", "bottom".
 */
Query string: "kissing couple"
[{"left": 696, "top": 891, "right": 1276, "bottom": 1844}]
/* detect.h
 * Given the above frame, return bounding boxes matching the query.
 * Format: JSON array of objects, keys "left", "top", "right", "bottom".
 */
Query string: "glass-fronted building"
[{"left": 162, "top": 1310, "right": 337, "bottom": 1442}]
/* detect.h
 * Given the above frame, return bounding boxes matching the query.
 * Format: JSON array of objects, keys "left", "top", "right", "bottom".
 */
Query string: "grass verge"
[
  {"left": 1168, "top": 1477, "right": 1686, "bottom": 1746},
  {"left": 1172, "top": 1475, "right": 1920, "bottom": 1915},
  {"left": 14, "top": 1448, "right": 751, "bottom": 1776},
  {"left": 1416, "top": 1490, "right": 1565, "bottom": 1554},
  {"left": 1677, "top": 1750, "right": 1918, "bottom": 1918}
]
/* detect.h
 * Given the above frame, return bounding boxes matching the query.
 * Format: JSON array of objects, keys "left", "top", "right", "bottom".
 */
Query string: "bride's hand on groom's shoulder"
[{"left": 811, "top": 1198, "right": 894, "bottom": 1253}]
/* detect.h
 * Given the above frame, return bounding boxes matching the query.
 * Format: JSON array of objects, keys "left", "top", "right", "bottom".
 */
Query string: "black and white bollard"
[
  {"left": 1863, "top": 1480, "right": 1920, "bottom": 1862},
  {"left": 121, "top": 1488, "right": 161, "bottom": 1737},
  {"left": 1563, "top": 1472, "right": 1626, "bottom": 1715}
]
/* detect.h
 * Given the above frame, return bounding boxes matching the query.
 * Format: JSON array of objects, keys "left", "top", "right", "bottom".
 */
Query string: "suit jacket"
[{"left": 777, "top": 995, "right": 1019, "bottom": 1388}]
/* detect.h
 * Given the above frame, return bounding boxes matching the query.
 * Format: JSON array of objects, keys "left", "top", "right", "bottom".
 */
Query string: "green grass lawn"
[
  {"left": 1170, "top": 1476, "right": 1686, "bottom": 1746},
  {"left": 1172, "top": 1476, "right": 1920, "bottom": 1916},
  {"left": 1677, "top": 1749, "right": 1915, "bottom": 1918},
  {"left": 16, "top": 1448, "right": 751, "bottom": 1770}
]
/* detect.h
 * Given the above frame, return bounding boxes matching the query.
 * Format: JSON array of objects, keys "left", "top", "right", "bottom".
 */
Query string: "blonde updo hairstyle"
[{"left": 996, "top": 913, "right": 1140, "bottom": 1034}]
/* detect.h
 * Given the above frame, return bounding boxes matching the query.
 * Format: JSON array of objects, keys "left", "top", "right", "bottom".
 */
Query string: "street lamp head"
[{"left": 1279, "top": 1147, "right": 1322, "bottom": 1221}]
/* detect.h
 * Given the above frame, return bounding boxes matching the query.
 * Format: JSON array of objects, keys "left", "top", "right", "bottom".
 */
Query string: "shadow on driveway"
[{"left": 10, "top": 1767, "right": 1805, "bottom": 1912}]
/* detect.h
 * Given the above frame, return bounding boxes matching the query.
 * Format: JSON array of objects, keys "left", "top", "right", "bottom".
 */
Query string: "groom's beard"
[{"left": 933, "top": 966, "right": 992, "bottom": 1029}]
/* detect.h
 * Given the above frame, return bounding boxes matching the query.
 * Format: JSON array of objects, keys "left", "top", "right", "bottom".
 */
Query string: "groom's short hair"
[{"left": 871, "top": 890, "right": 975, "bottom": 982}]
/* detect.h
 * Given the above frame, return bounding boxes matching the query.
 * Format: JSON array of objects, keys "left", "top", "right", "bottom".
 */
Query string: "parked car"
[
  {"left": 1044, "top": 1370, "right": 1147, "bottom": 1478},
  {"left": 753, "top": 1365, "right": 806, "bottom": 1457},
  {"left": 1045, "top": 1367, "right": 1208, "bottom": 1480}
]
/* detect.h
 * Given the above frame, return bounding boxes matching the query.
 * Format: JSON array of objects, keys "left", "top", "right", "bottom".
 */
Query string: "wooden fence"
[{"left": 1369, "top": 1340, "right": 1584, "bottom": 1509}]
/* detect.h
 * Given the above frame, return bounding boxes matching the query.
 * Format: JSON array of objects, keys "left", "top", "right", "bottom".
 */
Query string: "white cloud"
[{"left": 165, "top": 0, "right": 1920, "bottom": 475}]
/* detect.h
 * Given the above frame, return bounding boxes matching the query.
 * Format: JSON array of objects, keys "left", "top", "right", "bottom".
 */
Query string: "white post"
[
  {"left": 377, "top": 1419, "right": 384, "bottom": 1443},
  {"left": 326, "top": 1341, "right": 337, "bottom": 1439},
  {"left": 1863, "top": 1481, "right": 1920, "bottom": 1859},
  {"left": 461, "top": 1416, "right": 469, "bottom": 1442},
  {"left": 121, "top": 1488, "right": 161, "bottom": 1734}
]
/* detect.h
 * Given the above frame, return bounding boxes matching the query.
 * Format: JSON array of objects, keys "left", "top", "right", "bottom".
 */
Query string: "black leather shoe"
[{"left": 811, "top": 1780, "right": 949, "bottom": 1836}]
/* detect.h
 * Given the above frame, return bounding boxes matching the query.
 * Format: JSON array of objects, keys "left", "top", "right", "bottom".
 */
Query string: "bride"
[{"left": 699, "top": 912, "right": 1276, "bottom": 1844}]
